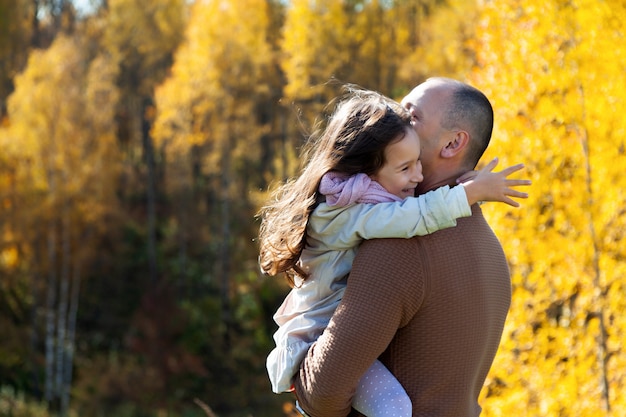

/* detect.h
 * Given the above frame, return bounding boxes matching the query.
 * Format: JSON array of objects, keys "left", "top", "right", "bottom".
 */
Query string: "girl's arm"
[
  {"left": 310, "top": 158, "right": 530, "bottom": 249},
  {"left": 457, "top": 157, "right": 532, "bottom": 207},
  {"left": 308, "top": 185, "right": 470, "bottom": 248}
]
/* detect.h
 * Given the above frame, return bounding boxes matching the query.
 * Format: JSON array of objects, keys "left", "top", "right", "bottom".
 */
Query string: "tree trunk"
[
  {"left": 62, "top": 259, "right": 81, "bottom": 415},
  {"left": 44, "top": 221, "right": 57, "bottom": 405},
  {"left": 30, "top": 271, "right": 42, "bottom": 400},
  {"left": 177, "top": 179, "right": 189, "bottom": 295},
  {"left": 580, "top": 125, "right": 610, "bottom": 412},
  {"left": 31, "top": 0, "right": 41, "bottom": 48},
  {"left": 142, "top": 99, "right": 158, "bottom": 284},
  {"left": 220, "top": 124, "right": 232, "bottom": 349},
  {"left": 577, "top": 84, "right": 610, "bottom": 412},
  {"left": 56, "top": 203, "right": 71, "bottom": 416}
]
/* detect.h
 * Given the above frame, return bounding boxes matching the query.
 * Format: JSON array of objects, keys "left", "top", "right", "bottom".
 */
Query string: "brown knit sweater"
[{"left": 293, "top": 204, "right": 511, "bottom": 417}]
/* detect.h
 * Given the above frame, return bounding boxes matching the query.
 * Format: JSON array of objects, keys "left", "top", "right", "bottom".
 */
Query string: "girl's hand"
[{"left": 457, "top": 157, "right": 532, "bottom": 207}]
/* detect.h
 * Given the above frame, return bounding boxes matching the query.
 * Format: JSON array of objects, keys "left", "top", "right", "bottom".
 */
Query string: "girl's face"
[{"left": 371, "top": 128, "right": 424, "bottom": 199}]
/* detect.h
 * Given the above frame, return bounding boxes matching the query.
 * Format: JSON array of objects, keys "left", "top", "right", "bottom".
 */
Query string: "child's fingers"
[
  {"left": 501, "top": 197, "right": 521, "bottom": 207},
  {"left": 505, "top": 179, "right": 532, "bottom": 187},
  {"left": 480, "top": 157, "right": 499, "bottom": 172},
  {"left": 498, "top": 163, "right": 525, "bottom": 176},
  {"left": 505, "top": 188, "right": 529, "bottom": 199}
]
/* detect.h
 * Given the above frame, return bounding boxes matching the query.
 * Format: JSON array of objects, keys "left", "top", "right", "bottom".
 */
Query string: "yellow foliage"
[
  {"left": 9, "top": 36, "right": 88, "bottom": 193},
  {"left": 153, "top": 0, "right": 273, "bottom": 196},
  {"left": 281, "top": 0, "right": 351, "bottom": 101},
  {"left": 399, "top": 0, "right": 477, "bottom": 83},
  {"left": 104, "top": 0, "right": 186, "bottom": 95},
  {"left": 5, "top": 33, "right": 121, "bottom": 245},
  {"left": 282, "top": 1, "right": 417, "bottom": 105},
  {"left": 2, "top": 1, "right": 626, "bottom": 414},
  {"left": 0, "top": 246, "right": 18, "bottom": 270},
  {"left": 468, "top": 0, "right": 626, "bottom": 415}
]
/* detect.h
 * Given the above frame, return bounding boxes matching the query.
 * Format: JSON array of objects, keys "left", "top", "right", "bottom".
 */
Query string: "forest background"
[{"left": 0, "top": 0, "right": 624, "bottom": 416}]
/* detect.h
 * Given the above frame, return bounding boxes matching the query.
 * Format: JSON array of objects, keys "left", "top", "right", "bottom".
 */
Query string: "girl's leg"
[{"left": 352, "top": 359, "right": 412, "bottom": 417}]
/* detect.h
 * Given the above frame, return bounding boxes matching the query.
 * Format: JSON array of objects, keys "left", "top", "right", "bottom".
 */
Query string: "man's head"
[{"left": 401, "top": 77, "right": 493, "bottom": 193}]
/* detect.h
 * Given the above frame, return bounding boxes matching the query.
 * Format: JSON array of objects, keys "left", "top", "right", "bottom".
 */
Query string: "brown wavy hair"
[{"left": 257, "top": 87, "right": 412, "bottom": 286}]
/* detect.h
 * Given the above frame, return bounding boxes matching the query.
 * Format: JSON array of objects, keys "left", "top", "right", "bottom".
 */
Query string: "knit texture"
[
  {"left": 319, "top": 171, "right": 401, "bottom": 206},
  {"left": 294, "top": 205, "right": 512, "bottom": 417}
]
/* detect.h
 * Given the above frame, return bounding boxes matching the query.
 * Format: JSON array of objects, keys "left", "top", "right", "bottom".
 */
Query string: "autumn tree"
[
  {"left": 281, "top": 0, "right": 417, "bottom": 115},
  {"left": 280, "top": 0, "right": 425, "bottom": 186},
  {"left": 5, "top": 1, "right": 624, "bottom": 416},
  {"left": 101, "top": 0, "right": 186, "bottom": 284},
  {"left": 5, "top": 33, "right": 120, "bottom": 415},
  {"left": 468, "top": 1, "right": 626, "bottom": 415},
  {"left": 397, "top": 0, "right": 477, "bottom": 87},
  {"left": 152, "top": 0, "right": 281, "bottom": 411},
  {"left": 0, "top": 0, "right": 32, "bottom": 116}
]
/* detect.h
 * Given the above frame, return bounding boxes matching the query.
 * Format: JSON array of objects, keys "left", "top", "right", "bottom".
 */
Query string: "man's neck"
[
  {"left": 417, "top": 163, "right": 473, "bottom": 195},
  {"left": 416, "top": 177, "right": 458, "bottom": 195}
]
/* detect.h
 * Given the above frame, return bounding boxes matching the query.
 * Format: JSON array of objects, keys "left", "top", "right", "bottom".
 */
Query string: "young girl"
[{"left": 258, "top": 89, "right": 526, "bottom": 416}]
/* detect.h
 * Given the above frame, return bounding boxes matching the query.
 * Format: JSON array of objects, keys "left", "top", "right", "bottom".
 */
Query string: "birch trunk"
[{"left": 61, "top": 259, "right": 81, "bottom": 415}]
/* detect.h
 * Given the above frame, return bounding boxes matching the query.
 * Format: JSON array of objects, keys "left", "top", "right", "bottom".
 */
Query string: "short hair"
[{"left": 440, "top": 83, "right": 494, "bottom": 168}]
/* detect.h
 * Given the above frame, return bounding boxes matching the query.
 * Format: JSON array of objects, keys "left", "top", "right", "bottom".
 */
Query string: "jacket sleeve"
[
  {"left": 310, "top": 185, "right": 471, "bottom": 249},
  {"left": 293, "top": 237, "right": 425, "bottom": 416}
]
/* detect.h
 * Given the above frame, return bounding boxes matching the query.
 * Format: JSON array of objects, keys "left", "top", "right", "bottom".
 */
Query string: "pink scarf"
[{"left": 319, "top": 172, "right": 401, "bottom": 206}]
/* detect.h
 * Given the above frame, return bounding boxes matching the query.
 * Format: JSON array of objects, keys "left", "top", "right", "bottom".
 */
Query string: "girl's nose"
[{"left": 413, "top": 161, "right": 424, "bottom": 183}]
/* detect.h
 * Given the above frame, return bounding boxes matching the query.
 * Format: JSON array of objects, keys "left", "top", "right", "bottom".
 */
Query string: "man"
[{"left": 292, "top": 77, "right": 529, "bottom": 416}]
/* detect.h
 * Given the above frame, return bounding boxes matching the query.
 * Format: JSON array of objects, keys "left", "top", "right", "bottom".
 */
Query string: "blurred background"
[{"left": 0, "top": 0, "right": 624, "bottom": 416}]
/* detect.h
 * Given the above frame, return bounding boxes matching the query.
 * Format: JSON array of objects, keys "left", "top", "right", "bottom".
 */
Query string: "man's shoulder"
[{"left": 354, "top": 237, "right": 423, "bottom": 276}]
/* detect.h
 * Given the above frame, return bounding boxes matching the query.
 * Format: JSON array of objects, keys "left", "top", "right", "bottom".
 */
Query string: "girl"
[{"left": 258, "top": 88, "right": 525, "bottom": 416}]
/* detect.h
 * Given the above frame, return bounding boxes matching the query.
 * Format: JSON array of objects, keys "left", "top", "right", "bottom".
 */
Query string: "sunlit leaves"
[
  {"left": 399, "top": 0, "right": 476, "bottom": 83},
  {"left": 281, "top": 0, "right": 350, "bottom": 102},
  {"left": 104, "top": 0, "right": 186, "bottom": 95},
  {"left": 153, "top": 0, "right": 272, "bottom": 165},
  {"left": 1, "top": 0, "right": 625, "bottom": 414},
  {"left": 470, "top": 0, "right": 626, "bottom": 415}
]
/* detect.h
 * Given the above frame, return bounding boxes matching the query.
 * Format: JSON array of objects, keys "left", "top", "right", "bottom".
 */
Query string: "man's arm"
[{"left": 293, "top": 238, "right": 425, "bottom": 416}]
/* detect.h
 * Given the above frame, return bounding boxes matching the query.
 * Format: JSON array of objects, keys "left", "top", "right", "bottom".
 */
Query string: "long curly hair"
[{"left": 257, "top": 87, "right": 412, "bottom": 286}]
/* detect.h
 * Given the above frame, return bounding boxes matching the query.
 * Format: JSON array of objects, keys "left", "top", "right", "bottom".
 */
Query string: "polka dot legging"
[{"left": 351, "top": 359, "right": 412, "bottom": 416}]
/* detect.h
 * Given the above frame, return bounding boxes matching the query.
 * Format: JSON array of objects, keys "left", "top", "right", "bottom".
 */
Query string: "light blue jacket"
[{"left": 266, "top": 185, "right": 471, "bottom": 393}]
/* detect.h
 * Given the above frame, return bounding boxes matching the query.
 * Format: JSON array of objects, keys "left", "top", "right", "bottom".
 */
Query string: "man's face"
[{"left": 400, "top": 82, "right": 450, "bottom": 179}]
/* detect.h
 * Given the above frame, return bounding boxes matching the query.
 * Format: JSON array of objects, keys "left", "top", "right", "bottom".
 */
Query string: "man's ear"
[{"left": 440, "top": 130, "right": 470, "bottom": 158}]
